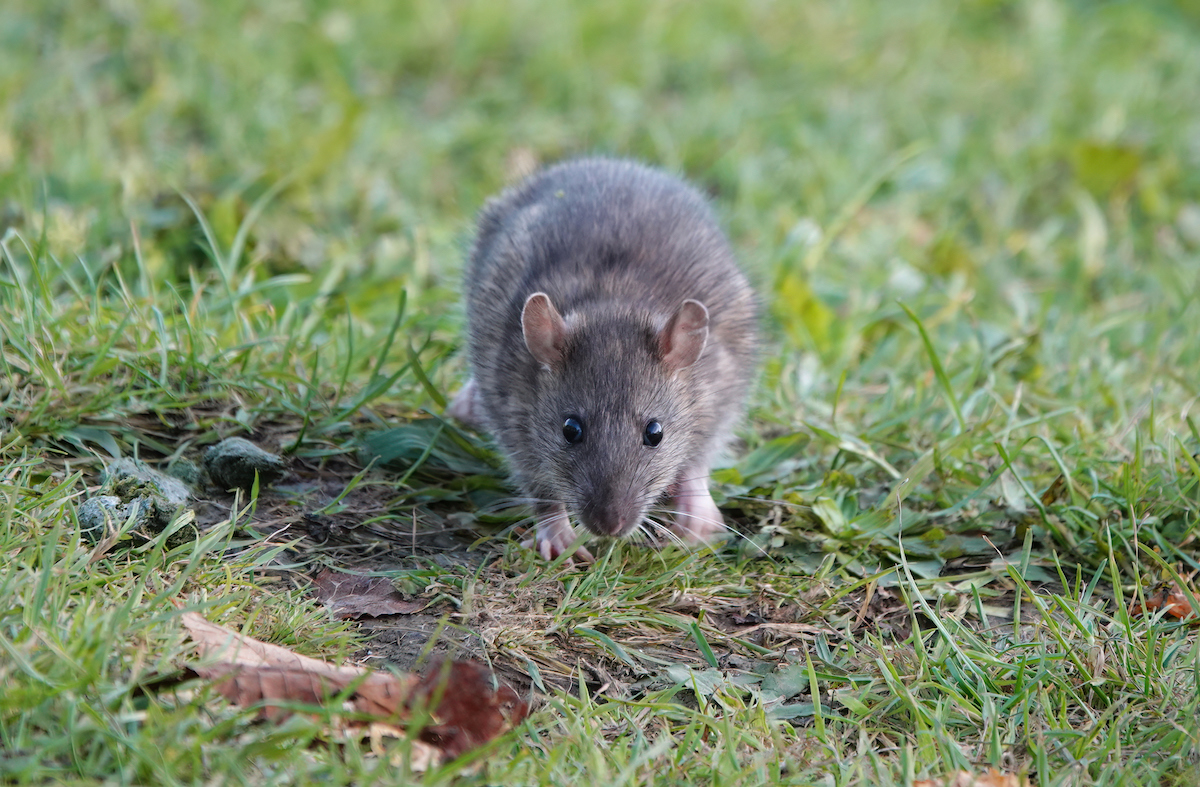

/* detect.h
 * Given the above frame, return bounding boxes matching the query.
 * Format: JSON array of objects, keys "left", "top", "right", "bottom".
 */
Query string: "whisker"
[
  {"left": 625, "top": 520, "right": 653, "bottom": 545},
  {"left": 478, "top": 480, "right": 781, "bottom": 562},
  {"left": 642, "top": 514, "right": 689, "bottom": 550},
  {"left": 656, "top": 506, "right": 772, "bottom": 559},
  {"left": 474, "top": 514, "right": 541, "bottom": 545}
]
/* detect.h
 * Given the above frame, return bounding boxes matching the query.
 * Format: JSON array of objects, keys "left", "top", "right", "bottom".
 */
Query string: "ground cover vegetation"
[{"left": 2, "top": 0, "right": 1200, "bottom": 783}]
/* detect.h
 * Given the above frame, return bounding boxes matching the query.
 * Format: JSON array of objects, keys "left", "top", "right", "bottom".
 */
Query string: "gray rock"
[
  {"left": 203, "top": 437, "right": 287, "bottom": 491},
  {"left": 102, "top": 457, "right": 191, "bottom": 507},
  {"left": 79, "top": 459, "right": 197, "bottom": 548},
  {"left": 77, "top": 495, "right": 126, "bottom": 543},
  {"left": 168, "top": 458, "right": 203, "bottom": 486}
]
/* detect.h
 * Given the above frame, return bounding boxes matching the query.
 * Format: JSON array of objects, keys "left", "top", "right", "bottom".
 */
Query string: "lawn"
[{"left": 2, "top": 0, "right": 1200, "bottom": 784}]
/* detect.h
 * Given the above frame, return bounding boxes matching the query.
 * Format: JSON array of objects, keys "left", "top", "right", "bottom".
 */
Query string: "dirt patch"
[
  {"left": 187, "top": 455, "right": 844, "bottom": 708},
  {"left": 76, "top": 420, "right": 1045, "bottom": 717}
]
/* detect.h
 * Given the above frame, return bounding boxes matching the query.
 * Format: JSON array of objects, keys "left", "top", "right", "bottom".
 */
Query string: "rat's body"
[{"left": 449, "top": 158, "right": 757, "bottom": 561}]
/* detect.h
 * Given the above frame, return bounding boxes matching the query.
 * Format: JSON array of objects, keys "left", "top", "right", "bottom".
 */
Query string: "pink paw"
[
  {"left": 446, "top": 378, "right": 483, "bottom": 428},
  {"left": 670, "top": 472, "right": 727, "bottom": 545},
  {"left": 520, "top": 505, "right": 594, "bottom": 564}
]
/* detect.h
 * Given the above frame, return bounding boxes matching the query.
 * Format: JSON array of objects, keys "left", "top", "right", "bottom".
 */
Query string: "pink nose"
[{"left": 579, "top": 502, "right": 635, "bottom": 537}]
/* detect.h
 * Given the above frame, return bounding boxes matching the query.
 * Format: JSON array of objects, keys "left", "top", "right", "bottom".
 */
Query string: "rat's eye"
[
  {"left": 562, "top": 416, "right": 585, "bottom": 445},
  {"left": 643, "top": 420, "right": 663, "bottom": 447}
]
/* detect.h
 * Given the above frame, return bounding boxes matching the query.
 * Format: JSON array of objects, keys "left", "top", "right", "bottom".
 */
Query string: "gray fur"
[{"left": 459, "top": 158, "right": 757, "bottom": 540}]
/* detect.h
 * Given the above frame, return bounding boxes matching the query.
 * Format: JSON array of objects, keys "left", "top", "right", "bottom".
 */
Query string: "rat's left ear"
[{"left": 658, "top": 299, "right": 709, "bottom": 371}]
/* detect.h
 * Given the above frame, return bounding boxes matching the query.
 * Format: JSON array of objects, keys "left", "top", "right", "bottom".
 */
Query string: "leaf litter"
[
  {"left": 179, "top": 612, "right": 527, "bottom": 766},
  {"left": 82, "top": 406, "right": 1196, "bottom": 779},
  {"left": 311, "top": 568, "right": 427, "bottom": 619}
]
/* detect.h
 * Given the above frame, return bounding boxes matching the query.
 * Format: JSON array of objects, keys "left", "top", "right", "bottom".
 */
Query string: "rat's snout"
[{"left": 577, "top": 489, "right": 644, "bottom": 538}]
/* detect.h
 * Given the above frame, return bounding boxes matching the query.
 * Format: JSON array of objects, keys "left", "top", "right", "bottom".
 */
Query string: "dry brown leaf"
[
  {"left": 183, "top": 612, "right": 413, "bottom": 717},
  {"left": 1132, "top": 582, "right": 1197, "bottom": 620},
  {"left": 185, "top": 611, "right": 367, "bottom": 674},
  {"left": 913, "top": 768, "right": 1027, "bottom": 787},
  {"left": 1040, "top": 474, "right": 1067, "bottom": 506},
  {"left": 311, "top": 569, "right": 426, "bottom": 619},
  {"left": 180, "top": 612, "right": 527, "bottom": 763},
  {"left": 408, "top": 660, "right": 528, "bottom": 759}
]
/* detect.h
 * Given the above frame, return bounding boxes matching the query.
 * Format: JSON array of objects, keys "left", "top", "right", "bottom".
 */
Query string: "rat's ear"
[
  {"left": 658, "top": 299, "right": 709, "bottom": 371},
  {"left": 522, "top": 292, "right": 568, "bottom": 368}
]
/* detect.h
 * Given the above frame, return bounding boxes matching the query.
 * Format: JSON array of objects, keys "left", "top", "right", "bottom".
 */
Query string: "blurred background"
[
  {"left": 2, "top": 0, "right": 1198, "bottom": 431},
  {"left": 6, "top": 5, "right": 1200, "bottom": 780}
]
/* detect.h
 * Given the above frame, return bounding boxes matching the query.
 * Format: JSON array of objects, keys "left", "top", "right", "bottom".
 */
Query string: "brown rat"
[{"left": 448, "top": 158, "right": 757, "bottom": 562}]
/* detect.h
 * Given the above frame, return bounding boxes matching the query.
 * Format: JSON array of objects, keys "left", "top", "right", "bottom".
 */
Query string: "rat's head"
[{"left": 517, "top": 291, "right": 711, "bottom": 538}]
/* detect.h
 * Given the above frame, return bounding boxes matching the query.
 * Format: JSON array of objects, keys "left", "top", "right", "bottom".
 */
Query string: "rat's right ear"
[
  {"left": 658, "top": 298, "right": 709, "bottom": 371},
  {"left": 522, "top": 292, "right": 567, "bottom": 369}
]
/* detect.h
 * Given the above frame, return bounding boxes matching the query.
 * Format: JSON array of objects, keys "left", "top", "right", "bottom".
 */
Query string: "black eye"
[
  {"left": 643, "top": 420, "right": 663, "bottom": 447},
  {"left": 562, "top": 417, "right": 584, "bottom": 445}
]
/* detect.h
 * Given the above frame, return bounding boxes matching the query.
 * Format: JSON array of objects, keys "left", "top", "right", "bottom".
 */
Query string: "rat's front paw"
[
  {"left": 445, "top": 378, "right": 484, "bottom": 428},
  {"left": 521, "top": 505, "right": 594, "bottom": 564},
  {"left": 520, "top": 534, "right": 595, "bottom": 565},
  {"left": 670, "top": 473, "right": 727, "bottom": 545}
]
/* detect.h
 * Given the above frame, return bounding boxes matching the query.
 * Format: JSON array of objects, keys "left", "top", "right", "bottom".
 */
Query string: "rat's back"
[{"left": 465, "top": 158, "right": 754, "bottom": 371}]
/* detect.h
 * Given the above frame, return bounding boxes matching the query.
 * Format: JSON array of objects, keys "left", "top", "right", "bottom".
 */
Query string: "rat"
[{"left": 447, "top": 158, "right": 757, "bottom": 562}]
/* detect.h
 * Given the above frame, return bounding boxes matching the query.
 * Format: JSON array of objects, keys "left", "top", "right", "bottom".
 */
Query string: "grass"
[{"left": 2, "top": 0, "right": 1200, "bottom": 783}]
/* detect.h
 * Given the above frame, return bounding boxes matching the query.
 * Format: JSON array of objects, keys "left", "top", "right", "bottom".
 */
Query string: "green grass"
[{"left": 3, "top": 0, "right": 1200, "bottom": 783}]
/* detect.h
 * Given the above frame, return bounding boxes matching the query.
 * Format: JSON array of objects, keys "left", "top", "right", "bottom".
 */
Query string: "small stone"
[
  {"left": 102, "top": 457, "right": 191, "bottom": 507},
  {"left": 77, "top": 495, "right": 126, "bottom": 544},
  {"left": 79, "top": 459, "right": 198, "bottom": 548},
  {"left": 168, "top": 458, "right": 203, "bottom": 486},
  {"left": 76, "top": 494, "right": 194, "bottom": 548},
  {"left": 203, "top": 437, "right": 287, "bottom": 491}
]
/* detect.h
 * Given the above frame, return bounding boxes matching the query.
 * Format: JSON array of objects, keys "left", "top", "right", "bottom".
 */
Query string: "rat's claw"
[
  {"left": 517, "top": 534, "right": 595, "bottom": 566},
  {"left": 520, "top": 511, "right": 594, "bottom": 565},
  {"left": 519, "top": 534, "right": 558, "bottom": 562}
]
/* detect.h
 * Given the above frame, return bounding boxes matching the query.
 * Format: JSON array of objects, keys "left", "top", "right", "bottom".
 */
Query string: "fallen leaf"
[
  {"left": 1040, "top": 474, "right": 1067, "bottom": 506},
  {"left": 179, "top": 613, "right": 527, "bottom": 765},
  {"left": 311, "top": 569, "right": 426, "bottom": 619},
  {"left": 913, "top": 768, "right": 1028, "bottom": 787},
  {"left": 1132, "top": 582, "right": 1197, "bottom": 620},
  {"left": 183, "top": 612, "right": 412, "bottom": 717},
  {"left": 410, "top": 660, "right": 530, "bottom": 759}
]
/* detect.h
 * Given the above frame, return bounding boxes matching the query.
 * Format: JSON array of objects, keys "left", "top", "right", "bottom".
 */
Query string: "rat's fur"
[{"left": 451, "top": 158, "right": 757, "bottom": 561}]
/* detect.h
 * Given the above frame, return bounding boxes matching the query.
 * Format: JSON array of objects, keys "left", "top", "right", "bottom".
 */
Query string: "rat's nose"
[{"left": 578, "top": 496, "right": 639, "bottom": 537}]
